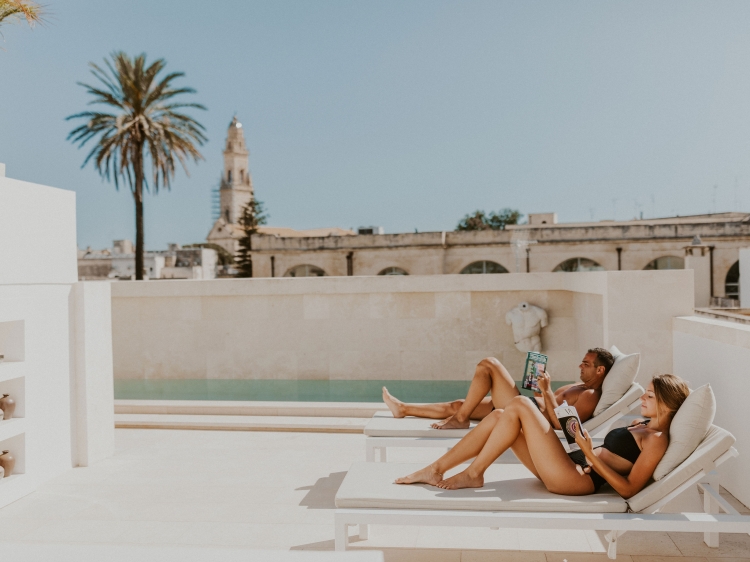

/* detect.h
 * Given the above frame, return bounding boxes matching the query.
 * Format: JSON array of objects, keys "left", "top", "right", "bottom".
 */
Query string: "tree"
[
  {"left": 236, "top": 198, "right": 268, "bottom": 278},
  {"left": 67, "top": 52, "right": 206, "bottom": 280},
  {"left": 0, "top": 0, "right": 44, "bottom": 31},
  {"left": 456, "top": 208, "right": 522, "bottom": 231}
]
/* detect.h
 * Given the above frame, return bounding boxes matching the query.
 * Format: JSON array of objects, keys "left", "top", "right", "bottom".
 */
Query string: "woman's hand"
[
  {"left": 537, "top": 370, "right": 552, "bottom": 393},
  {"left": 574, "top": 425, "right": 594, "bottom": 460}
]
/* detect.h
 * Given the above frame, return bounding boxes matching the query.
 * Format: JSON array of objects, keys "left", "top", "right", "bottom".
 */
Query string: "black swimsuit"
[{"left": 568, "top": 425, "right": 643, "bottom": 492}]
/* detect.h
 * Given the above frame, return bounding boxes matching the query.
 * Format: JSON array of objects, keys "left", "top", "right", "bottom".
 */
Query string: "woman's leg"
[
  {"left": 432, "top": 358, "right": 520, "bottom": 430},
  {"left": 382, "top": 387, "right": 494, "bottom": 420},
  {"left": 438, "top": 396, "right": 595, "bottom": 495},
  {"left": 395, "top": 408, "right": 506, "bottom": 485}
]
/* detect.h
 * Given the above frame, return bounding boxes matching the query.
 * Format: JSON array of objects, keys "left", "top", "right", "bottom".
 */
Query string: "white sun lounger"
[
  {"left": 336, "top": 425, "right": 749, "bottom": 559},
  {"left": 365, "top": 383, "right": 644, "bottom": 461}
]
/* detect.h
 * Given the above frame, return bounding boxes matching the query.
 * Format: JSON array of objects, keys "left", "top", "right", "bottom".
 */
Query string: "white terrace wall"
[
  {"left": 0, "top": 169, "right": 114, "bottom": 509},
  {"left": 673, "top": 316, "right": 750, "bottom": 507},
  {"left": 111, "top": 270, "right": 693, "bottom": 387}
]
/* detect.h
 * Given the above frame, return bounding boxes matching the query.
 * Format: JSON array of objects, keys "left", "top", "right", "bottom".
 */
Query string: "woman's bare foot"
[
  {"left": 395, "top": 465, "right": 443, "bottom": 486},
  {"left": 437, "top": 470, "right": 484, "bottom": 490},
  {"left": 430, "top": 414, "right": 470, "bottom": 430},
  {"left": 382, "top": 387, "right": 406, "bottom": 418}
]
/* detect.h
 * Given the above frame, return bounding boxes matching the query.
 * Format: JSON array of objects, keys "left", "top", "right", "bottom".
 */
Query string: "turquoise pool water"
[{"left": 114, "top": 379, "right": 572, "bottom": 402}]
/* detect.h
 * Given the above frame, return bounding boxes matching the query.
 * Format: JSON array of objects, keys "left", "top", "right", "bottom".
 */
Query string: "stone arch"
[
  {"left": 460, "top": 261, "right": 509, "bottom": 274},
  {"left": 643, "top": 256, "right": 684, "bottom": 270},
  {"left": 284, "top": 264, "right": 327, "bottom": 277},
  {"left": 726, "top": 260, "right": 740, "bottom": 299},
  {"left": 378, "top": 267, "right": 408, "bottom": 276},
  {"left": 552, "top": 257, "right": 604, "bottom": 272}
]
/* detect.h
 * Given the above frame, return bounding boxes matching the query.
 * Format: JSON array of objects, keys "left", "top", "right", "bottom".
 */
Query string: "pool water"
[{"left": 114, "top": 379, "right": 572, "bottom": 402}]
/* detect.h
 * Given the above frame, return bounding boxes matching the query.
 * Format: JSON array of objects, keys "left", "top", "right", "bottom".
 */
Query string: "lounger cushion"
[
  {"left": 652, "top": 384, "right": 716, "bottom": 481},
  {"left": 628, "top": 424, "right": 734, "bottom": 512},
  {"left": 336, "top": 462, "right": 629, "bottom": 513},
  {"left": 364, "top": 412, "right": 476, "bottom": 438},
  {"left": 594, "top": 346, "right": 640, "bottom": 416}
]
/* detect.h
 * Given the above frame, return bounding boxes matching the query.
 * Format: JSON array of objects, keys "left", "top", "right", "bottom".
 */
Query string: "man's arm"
[
  {"left": 566, "top": 389, "right": 600, "bottom": 422},
  {"left": 536, "top": 371, "right": 561, "bottom": 430}
]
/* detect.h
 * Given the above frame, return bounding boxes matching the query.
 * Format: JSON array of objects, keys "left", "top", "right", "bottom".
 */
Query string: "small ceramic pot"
[
  {"left": 0, "top": 394, "right": 15, "bottom": 420},
  {"left": 0, "top": 450, "right": 14, "bottom": 477},
  {"left": 0, "top": 466, "right": 4, "bottom": 478}
]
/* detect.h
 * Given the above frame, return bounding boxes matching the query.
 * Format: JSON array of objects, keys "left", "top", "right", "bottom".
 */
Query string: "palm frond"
[{"left": 0, "top": 0, "right": 45, "bottom": 28}]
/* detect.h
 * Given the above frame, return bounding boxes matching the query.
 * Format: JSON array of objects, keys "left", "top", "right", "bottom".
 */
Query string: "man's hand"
[{"left": 537, "top": 370, "right": 551, "bottom": 393}]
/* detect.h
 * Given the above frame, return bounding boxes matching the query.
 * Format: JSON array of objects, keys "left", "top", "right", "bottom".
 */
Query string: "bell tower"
[{"left": 219, "top": 116, "right": 254, "bottom": 225}]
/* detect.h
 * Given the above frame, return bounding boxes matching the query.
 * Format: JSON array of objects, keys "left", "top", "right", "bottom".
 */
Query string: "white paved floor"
[{"left": 0, "top": 428, "right": 749, "bottom": 562}]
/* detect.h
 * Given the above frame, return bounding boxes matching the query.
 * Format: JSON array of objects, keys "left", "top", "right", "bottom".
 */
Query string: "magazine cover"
[
  {"left": 521, "top": 351, "right": 548, "bottom": 392},
  {"left": 554, "top": 403, "right": 582, "bottom": 451}
]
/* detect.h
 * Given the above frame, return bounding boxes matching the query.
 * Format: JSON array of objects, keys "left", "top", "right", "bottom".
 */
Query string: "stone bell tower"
[{"left": 219, "top": 116, "right": 254, "bottom": 225}]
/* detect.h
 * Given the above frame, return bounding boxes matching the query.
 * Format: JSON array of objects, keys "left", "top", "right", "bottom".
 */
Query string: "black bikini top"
[{"left": 600, "top": 426, "right": 642, "bottom": 464}]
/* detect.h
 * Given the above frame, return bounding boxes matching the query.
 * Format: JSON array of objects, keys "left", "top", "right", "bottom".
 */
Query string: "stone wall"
[{"left": 111, "top": 270, "right": 692, "bottom": 387}]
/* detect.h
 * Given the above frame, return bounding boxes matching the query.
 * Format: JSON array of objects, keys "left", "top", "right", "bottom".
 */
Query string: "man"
[{"left": 382, "top": 348, "right": 614, "bottom": 430}]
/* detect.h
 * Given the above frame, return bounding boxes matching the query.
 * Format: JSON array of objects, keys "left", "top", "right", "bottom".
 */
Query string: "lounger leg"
[
  {"left": 605, "top": 530, "right": 623, "bottom": 559},
  {"left": 703, "top": 471, "right": 721, "bottom": 548},
  {"left": 359, "top": 524, "right": 369, "bottom": 539},
  {"left": 335, "top": 518, "right": 349, "bottom": 551},
  {"left": 366, "top": 441, "right": 375, "bottom": 462},
  {"left": 379, "top": 447, "right": 387, "bottom": 462}
]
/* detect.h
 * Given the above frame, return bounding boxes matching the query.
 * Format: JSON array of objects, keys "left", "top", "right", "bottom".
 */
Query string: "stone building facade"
[{"left": 206, "top": 117, "right": 749, "bottom": 299}]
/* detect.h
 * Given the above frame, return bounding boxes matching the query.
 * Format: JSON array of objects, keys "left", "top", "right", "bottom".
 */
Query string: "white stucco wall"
[
  {"left": 111, "top": 270, "right": 693, "bottom": 386},
  {"left": 673, "top": 315, "right": 750, "bottom": 507},
  {"left": 0, "top": 171, "right": 114, "bottom": 508}
]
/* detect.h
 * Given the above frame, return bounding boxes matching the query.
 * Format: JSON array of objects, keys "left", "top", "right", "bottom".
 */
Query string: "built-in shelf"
[
  {"left": 0, "top": 418, "right": 25, "bottom": 443},
  {"left": 0, "top": 361, "right": 24, "bottom": 384},
  {"left": 0, "top": 320, "right": 25, "bottom": 362}
]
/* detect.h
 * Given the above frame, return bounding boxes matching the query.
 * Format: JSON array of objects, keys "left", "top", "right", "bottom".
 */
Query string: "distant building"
[{"left": 78, "top": 243, "right": 217, "bottom": 281}]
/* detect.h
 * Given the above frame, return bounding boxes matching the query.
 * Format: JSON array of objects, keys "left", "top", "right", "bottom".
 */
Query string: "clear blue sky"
[{"left": 2, "top": 1, "right": 750, "bottom": 250}]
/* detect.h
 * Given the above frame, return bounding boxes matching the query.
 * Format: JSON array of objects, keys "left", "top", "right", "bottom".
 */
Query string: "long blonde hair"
[{"left": 651, "top": 374, "right": 690, "bottom": 425}]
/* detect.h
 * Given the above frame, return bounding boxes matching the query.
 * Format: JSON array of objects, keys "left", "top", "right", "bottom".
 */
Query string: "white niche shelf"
[{"left": 0, "top": 320, "right": 27, "bottom": 507}]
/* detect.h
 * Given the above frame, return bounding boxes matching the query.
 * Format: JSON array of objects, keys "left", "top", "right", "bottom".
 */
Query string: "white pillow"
[
  {"left": 653, "top": 384, "right": 715, "bottom": 480},
  {"left": 593, "top": 345, "right": 640, "bottom": 416}
]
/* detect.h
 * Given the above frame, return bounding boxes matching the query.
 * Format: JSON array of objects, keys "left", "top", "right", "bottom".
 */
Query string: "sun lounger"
[
  {"left": 365, "top": 383, "right": 644, "bottom": 461},
  {"left": 336, "top": 425, "right": 749, "bottom": 559}
]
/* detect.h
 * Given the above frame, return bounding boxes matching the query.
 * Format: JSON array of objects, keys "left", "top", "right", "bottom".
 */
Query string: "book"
[
  {"left": 554, "top": 402, "right": 583, "bottom": 452},
  {"left": 521, "top": 351, "right": 547, "bottom": 392}
]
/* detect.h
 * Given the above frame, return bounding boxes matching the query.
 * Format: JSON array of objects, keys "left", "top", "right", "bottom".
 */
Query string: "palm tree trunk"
[{"left": 134, "top": 147, "right": 145, "bottom": 281}]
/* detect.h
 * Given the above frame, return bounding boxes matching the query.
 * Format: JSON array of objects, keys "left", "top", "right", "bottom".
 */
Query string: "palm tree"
[
  {"left": 0, "top": 0, "right": 44, "bottom": 30},
  {"left": 67, "top": 52, "right": 207, "bottom": 280}
]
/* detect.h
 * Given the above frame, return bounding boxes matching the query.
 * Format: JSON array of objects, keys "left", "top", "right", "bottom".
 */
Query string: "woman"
[{"left": 396, "top": 374, "right": 689, "bottom": 498}]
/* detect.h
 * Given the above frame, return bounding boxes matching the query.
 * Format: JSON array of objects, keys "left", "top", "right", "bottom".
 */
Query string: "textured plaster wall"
[
  {"left": 673, "top": 315, "right": 750, "bottom": 507},
  {"left": 111, "top": 271, "right": 691, "bottom": 386}
]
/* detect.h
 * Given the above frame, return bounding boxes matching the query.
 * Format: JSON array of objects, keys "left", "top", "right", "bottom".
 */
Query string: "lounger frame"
[
  {"left": 365, "top": 393, "right": 642, "bottom": 462},
  {"left": 336, "top": 448, "right": 750, "bottom": 559}
]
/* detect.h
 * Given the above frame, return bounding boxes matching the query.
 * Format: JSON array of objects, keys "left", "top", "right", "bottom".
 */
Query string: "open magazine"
[
  {"left": 554, "top": 402, "right": 583, "bottom": 452},
  {"left": 521, "top": 351, "right": 547, "bottom": 392}
]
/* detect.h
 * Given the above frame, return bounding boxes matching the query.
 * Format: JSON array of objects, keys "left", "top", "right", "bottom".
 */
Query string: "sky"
[{"left": 3, "top": 1, "right": 750, "bottom": 250}]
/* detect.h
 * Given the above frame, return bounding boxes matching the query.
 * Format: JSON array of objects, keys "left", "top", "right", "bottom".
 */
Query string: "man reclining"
[{"left": 382, "top": 348, "right": 614, "bottom": 430}]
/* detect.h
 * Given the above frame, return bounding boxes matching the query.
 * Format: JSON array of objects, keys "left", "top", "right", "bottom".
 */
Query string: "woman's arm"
[{"left": 575, "top": 428, "right": 668, "bottom": 499}]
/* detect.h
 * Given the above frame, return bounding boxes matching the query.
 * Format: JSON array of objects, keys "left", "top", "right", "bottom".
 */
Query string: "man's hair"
[{"left": 587, "top": 347, "right": 614, "bottom": 374}]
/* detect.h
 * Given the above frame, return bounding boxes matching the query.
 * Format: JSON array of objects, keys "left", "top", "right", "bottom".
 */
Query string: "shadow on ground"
[{"left": 296, "top": 471, "right": 347, "bottom": 509}]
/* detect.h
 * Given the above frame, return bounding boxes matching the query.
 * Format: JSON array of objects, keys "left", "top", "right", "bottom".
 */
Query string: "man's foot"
[
  {"left": 436, "top": 470, "right": 484, "bottom": 490},
  {"left": 395, "top": 465, "right": 443, "bottom": 486},
  {"left": 382, "top": 387, "right": 406, "bottom": 418},
  {"left": 430, "top": 414, "right": 470, "bottom": 430}
]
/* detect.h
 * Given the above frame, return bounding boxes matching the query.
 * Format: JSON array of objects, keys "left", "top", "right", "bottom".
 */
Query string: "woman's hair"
[{"left": 651, "top": 374, "right": 690, "bottom": 423}]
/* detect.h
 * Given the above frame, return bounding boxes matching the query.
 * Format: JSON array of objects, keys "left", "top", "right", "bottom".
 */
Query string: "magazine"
[
  {"left": 554, "top": 402, "right": 584, "bottom": 452},
  {"left": 521, "top": 351, "right": 547, "bottom": 392}
]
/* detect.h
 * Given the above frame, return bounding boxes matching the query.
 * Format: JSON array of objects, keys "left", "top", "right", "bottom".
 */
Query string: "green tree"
[
  {"left": 0, "top": 0, "right": 44, "bottom": 30},
  {"left": 67, "top": 52, "right": 206, "bottom": 280},
  {"left": 236, "top": 198, "right": 268, "bottom": 278},
  {"left": 456, "top": 208, "right": 522, "bottom": 231}
]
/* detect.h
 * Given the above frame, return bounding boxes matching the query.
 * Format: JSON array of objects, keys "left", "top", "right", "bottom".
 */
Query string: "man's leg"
[
  {"left": 432, "top": 357, "right": 520, "bottom": 429},
  {"left": 382, "top": 387, "right": 494, "bottom": 420}
]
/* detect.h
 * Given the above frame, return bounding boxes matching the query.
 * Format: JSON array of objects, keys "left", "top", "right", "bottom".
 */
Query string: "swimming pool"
[{"left": 114, "top": 379, "right": 573, "bottom": 402}]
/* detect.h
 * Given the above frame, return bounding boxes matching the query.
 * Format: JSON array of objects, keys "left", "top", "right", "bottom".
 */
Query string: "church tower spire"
[{"left": 219, "top": 116, "right": 254, "bottom": 225}]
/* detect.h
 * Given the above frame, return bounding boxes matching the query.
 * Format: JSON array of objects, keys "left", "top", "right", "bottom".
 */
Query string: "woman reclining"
[{"left": 396, "top": 374, "right": 688, "bottom": 497}]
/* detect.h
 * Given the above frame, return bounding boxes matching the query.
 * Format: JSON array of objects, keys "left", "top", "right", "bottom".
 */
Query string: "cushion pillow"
[
  {"left": 593, "top": 345, "right": 640, "bottom": 416},
  {"left": 653, "top": 383, "right": 715, "bottom": 480}
]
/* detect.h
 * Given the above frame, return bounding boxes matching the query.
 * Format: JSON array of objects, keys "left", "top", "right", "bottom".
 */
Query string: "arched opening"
[
  {"left": 378, "top": 267, "right": 408, "bottom": 276},
  {"left": 285, "top": 264, "right": 327, "bottom": 278},
  {"left": 553, "top": 258, "right": 604, "bottom": 272},
  {"left": 227, "top": 170, "right": 232, "bottom": 182},
  {"left": 460, "top": 261, "right": 509, "bottom": 274},
  {"left": 726, "top": 261, "right": 740, "bottom": 299},
  {"left": 644, "top": 256, "right": 684, "bottom": 270}
]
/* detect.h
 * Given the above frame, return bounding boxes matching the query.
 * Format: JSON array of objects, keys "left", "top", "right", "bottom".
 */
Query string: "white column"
[
  {"left": 739, "top": 248, "right": 750, "bottom": 307},
  {"left": 685, "top": 249, "right": 711, "bottom": 308}
]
